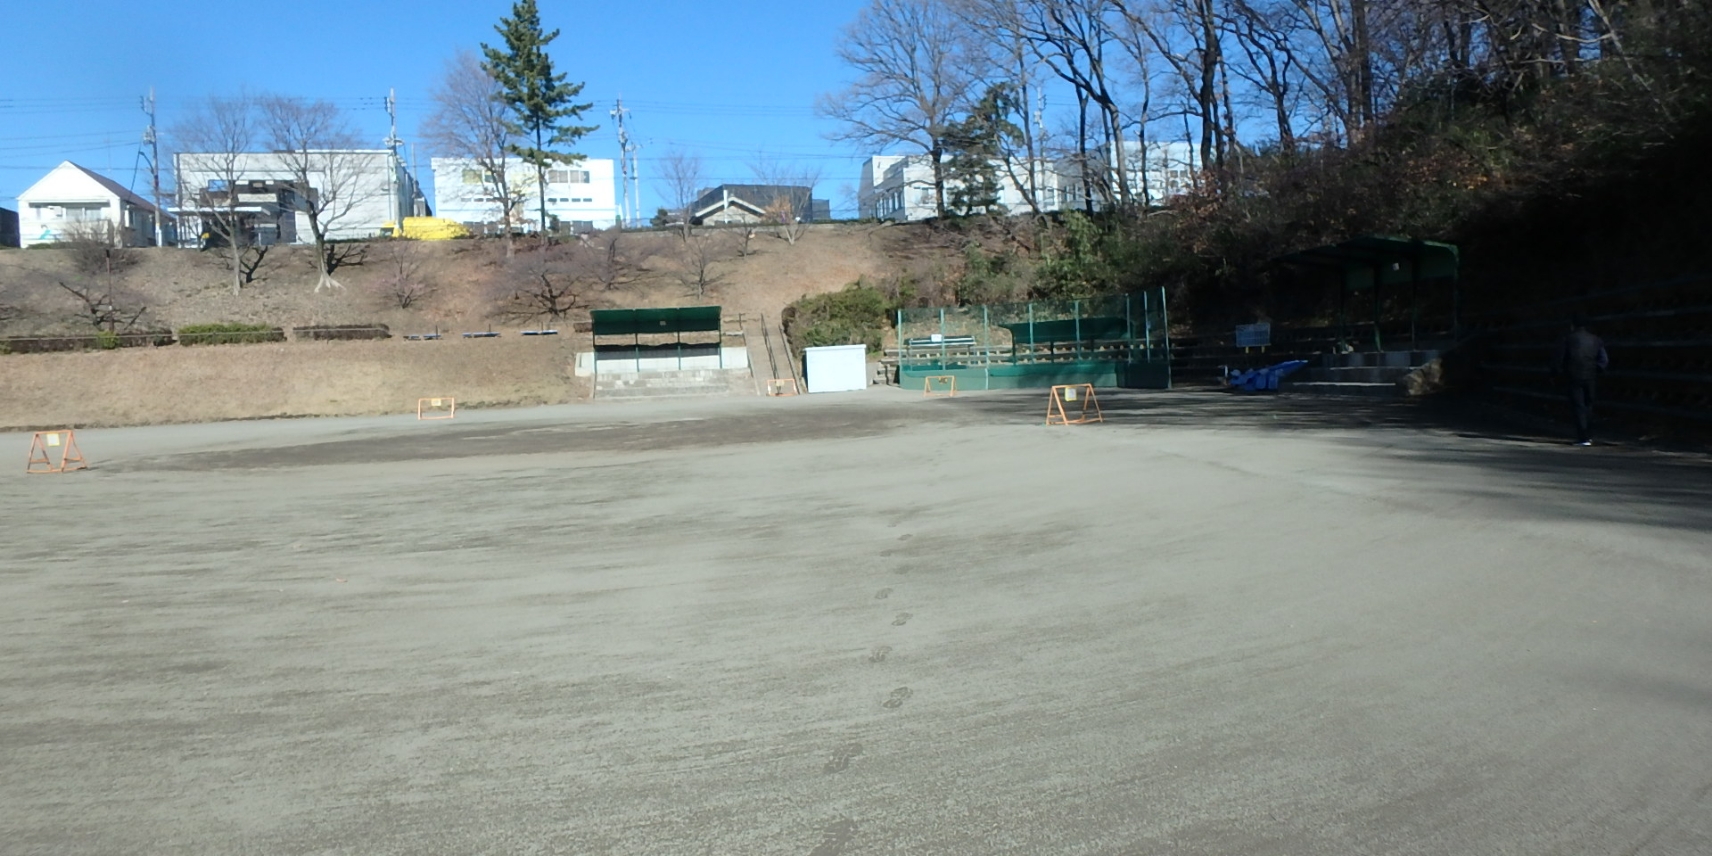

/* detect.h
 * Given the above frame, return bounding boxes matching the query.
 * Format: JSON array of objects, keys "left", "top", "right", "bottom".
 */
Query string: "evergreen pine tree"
[
  {"left": 481, "top": 0, "right": 598, "bottom": 235},
  {"left": 942, "top": 85, "right": 1024, "bottom": 217}
]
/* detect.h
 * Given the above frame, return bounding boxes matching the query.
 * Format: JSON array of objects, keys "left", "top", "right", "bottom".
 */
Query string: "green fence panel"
[{"left": 896, "top": 290, "right": 1171, "bottom": 390}]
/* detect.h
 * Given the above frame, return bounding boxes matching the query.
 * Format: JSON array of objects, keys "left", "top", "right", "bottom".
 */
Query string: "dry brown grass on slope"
[
  {"left": 0, "top": 336, "right": 586, "bottom": 431},
  {"left": 0, "top": 223, "right": 932, "bottom": 338},
  {"left": 0, "top": 223, "right": 953, "bottom": 430}
]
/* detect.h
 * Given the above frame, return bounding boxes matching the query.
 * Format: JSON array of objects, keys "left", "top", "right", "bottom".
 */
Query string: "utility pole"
[
  {"left": 141, "top": 87, "right": 165, "bottom": 247},
  {"left": 611, "top": 97, "right": 641, "bottom": 228},
  {"left": 384, "top": 88, "right": 404, "bottom": 231}
]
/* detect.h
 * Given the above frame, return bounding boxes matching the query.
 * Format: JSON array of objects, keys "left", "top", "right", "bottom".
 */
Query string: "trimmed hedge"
[
  {"left": 292, "top": 324, "right": 391, "bottom": 341},
  {"left": 0, "top": 330, "right": 174, "bottom": 354},
  {"left": 176, "top": 323, "right": 286, "bottom": 346}
]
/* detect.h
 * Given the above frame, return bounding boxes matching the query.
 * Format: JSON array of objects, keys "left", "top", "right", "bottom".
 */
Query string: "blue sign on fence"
[{"left": 1235, "top": 322, "right": 1272, "bottom": 348}]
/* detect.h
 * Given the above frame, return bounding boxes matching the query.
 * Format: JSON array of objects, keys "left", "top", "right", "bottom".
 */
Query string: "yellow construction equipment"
[{"left": 383, "top": 217, "right": 471, "bottom": 241}]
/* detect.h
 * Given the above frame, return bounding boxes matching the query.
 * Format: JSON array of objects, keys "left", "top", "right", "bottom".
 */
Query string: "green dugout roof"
[
  {"left": 1275, "top": 235, "right": 1458, "bottom": 290},
  {"left": 590, "top": 306, "right": 722, "bottom": 337},
  {"left": 1275, "top": 234, "right": 1462, "bottom": 347}
]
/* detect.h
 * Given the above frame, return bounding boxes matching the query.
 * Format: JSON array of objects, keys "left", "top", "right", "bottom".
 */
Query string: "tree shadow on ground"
[{"left": 946, "top": 388, "right": 1712, "bottom": 536}]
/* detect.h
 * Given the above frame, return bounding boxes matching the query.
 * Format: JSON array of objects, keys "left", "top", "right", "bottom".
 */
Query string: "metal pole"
[
  {"left": 1161, "top": 286, "right": 1172, "bottom": 389},
  {"left": 939, "top": 307, "right": 947, "bottom": 367},
  {"left": 983, "top": 303, "right": 991, "bottom": 388},
  {"left": 1124, "top": 293, "right": 1133, "bottom": 362},
  {"left": 1143, "top": 289, "right": 1152, "bottom": 358},
  {"left": 1073, "top": 300, "right": 1082, "bottom": 360},
  {"left": 1028, "top": 303, "right": 1035, "bottom": 362},
  {"left": 897, "top": 308, "right": 905, "bottom": 381},
  {"left": 1409, "top": 254, "right": 1419, "bottom": 351},
  {"left": 1373, "top": 264, "right": 1384, "bottom": 353}
]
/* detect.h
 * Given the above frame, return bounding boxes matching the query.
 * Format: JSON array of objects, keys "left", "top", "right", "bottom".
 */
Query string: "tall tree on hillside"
[
  {"left": 656, "top": 150, "right": 706, "bottom": 242},
  {"left": 819, "top": 0, "right": 989, "bottom": 219},
  {"left": 750, "top": 157, "right": 823, "bottom": 245},
  {"left": 423, "top": 49, "right": 526, "bottom": 257},
  {"left": 941, "top": 84, "right": 1024, "bottom": 216},
  {"left": 481, "top": 0, "right": 598, "bottom": 237},
  {"left": 260, "top": 95, "right": 375, "bottom": 293},
  {"left": 173, "top": 94, "right": 260, "bottom": 296}
]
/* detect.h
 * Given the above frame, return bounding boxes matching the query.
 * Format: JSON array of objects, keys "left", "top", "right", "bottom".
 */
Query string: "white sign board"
[{"left": 804, "top": 345, "right": 869, "bottom": 394}]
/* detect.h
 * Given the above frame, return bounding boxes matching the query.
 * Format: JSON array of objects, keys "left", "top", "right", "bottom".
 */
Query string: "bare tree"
[
  {"left": 173, "top": 94, "right": 261, "bottom": 295},
  {"left": 674, "top": 231, "right": 733, "bottom": 299},
  {"left": 260, "top": 95, "right": 377, "bottom": 292},
  {"left": 581, "top": 227, "right": 655, "bottom": 291},
  {"left": 491, "top": 243, "right": 585, "bottom": 324},
  {"left": 750, "top": 158, "right": 823, "bottom": 245},
  {"left": 371, "top": 240, "right": 437, "bottom": 309},
  {"left": 656, "top": 150, "right": 705, "bottom": 242},
  {"left": 1223, "top": 0, "right": 1305, "bottom": 154},
  {"left": 56, "top": 220, "right": 140, "bottom": 277},
  {"left": 422, "top": 50, "right": 527, "bottom": 257},
  {"left": 56, "top": 280, "right": 149, "bottom": 334},
  {"left": 819, "top": 0, "right": 990, "bottom": 218}
]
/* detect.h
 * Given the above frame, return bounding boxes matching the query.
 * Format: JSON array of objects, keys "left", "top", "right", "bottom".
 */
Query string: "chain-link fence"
[{"left": 893, "top": 289, "right": 1170, "bottom": 390}]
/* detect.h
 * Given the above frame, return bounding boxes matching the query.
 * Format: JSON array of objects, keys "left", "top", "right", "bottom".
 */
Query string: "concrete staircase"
[
  {"left": 741, "top": 312, "right": 802, "bottom": 392},
  {"left": 594, "top": 368, "right": 756, "bottom": 401},
  {"left": 1282, "top": 350, "right": 1441, "bottom": 397}
]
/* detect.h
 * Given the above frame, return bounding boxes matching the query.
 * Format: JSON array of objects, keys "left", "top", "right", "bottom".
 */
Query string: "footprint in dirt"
[
  {"left": 882, "top": 687, "right": 914, "bottom": 709},
  {"left": 880, "top": 550, "right": 895, "bottom": 558},
  {"left": 808, "top": 818, "right": 858, "bottom": 856},
  {"left": 892, "top": 612, "right": 912, "bottom": 626},
  {"left": 874, "top": 588, "right": 892, "bottom": 600},
  {"left": 868, "top": 645, "right": 892, "bottom": 663},
  {"left": 822, "top": 742, "right": 863, "bottom": 774},
  {"left": 897, "top": 534, "right": 913, "bottom": 541}
]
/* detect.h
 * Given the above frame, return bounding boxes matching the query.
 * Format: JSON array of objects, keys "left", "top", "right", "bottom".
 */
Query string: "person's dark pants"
[{"left": 1567, "top": 378, "right": 1596, "bottom": 442}]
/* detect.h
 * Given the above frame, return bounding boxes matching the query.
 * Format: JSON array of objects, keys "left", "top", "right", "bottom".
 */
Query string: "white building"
[
  {"left": 17, "top": 161, "right": 164, "bottom": 247},
  {"left": 858, "top": 142, "right": 1201, "bottom": 222},
  {"left": 172, "top": 149, "right": 419, "bottom": 247},
  {"left": 431, "top": 156, "right": 618, "bottom": 233}
]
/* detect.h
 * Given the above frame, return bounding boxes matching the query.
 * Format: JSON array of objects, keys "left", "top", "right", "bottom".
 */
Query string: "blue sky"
[{"left": 0, "top": 0, "right": 874, "bottom": 218}]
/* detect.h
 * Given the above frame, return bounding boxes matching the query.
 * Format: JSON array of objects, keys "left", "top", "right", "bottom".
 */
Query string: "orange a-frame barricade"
[
  {"left": 27, "top": 429, "right": 88, "bottom": 473},
  {"left": 417, "top": 397, "right": 457, "bottom": 420},
  {"left": 766, "top": 378, "right": 800, "bottom": 397},
  {"left": 1046, "top": 384, "right": 1103, "bottom": 425},
  {"left": 922, "top": 375, "right": 957, "bottom": 397}
]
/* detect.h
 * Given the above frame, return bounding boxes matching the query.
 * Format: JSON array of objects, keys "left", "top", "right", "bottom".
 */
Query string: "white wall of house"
[
  {"left": 18, "top": 161, "right": 160, "bottom": 247},
  {"left": 173, "top": 150, "right": 415, "bottom": 246},
  {"left": 857, "top": 142, "right": 1202, "bottom": 222},
  {"left": 432, "top": 156, "right": 618, "bottom": 232}
]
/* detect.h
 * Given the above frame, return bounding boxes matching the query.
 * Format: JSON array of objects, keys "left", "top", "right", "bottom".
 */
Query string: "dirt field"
[{"left": 3, "top": 390, "right": 1710, "bottom": 855}]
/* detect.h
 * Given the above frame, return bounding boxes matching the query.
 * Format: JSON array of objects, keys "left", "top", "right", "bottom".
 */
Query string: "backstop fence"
[{"left": 894, "top": 289, "right": 1171, "bottom": 391}]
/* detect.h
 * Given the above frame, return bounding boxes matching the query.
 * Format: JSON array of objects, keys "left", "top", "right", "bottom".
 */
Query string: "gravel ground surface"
[{"left": 3, "top": 388, "right": 1710, "bottom": 855}]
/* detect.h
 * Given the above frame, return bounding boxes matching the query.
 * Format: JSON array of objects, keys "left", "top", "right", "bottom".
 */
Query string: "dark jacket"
[{"left": 1554, "top": 328, "right": 1609, "bottom": 381}]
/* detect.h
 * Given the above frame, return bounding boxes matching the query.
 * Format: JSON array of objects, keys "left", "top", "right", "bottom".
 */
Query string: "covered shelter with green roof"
[
  {"left": 589, "top": 305, "right": 728, "bottom": 372},
  {"left": 1275, "top": 235, "right": 1460, "bottom": 351}
]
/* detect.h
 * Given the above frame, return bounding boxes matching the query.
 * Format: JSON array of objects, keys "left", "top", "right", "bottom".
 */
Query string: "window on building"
[
  {"left": 461, "top": 169, "right": 483, "bottom": 185},
  {"left": 547, "top": 170, "right": 568, "bottom": 184},
  {"left": 62, "top": 203, "right": 109, "bottom": 222}
]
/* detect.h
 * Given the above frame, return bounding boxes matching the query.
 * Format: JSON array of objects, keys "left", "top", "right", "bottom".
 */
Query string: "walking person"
[{"left": 1552, "top": 314, "right": 1609, "bottom": 446}]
